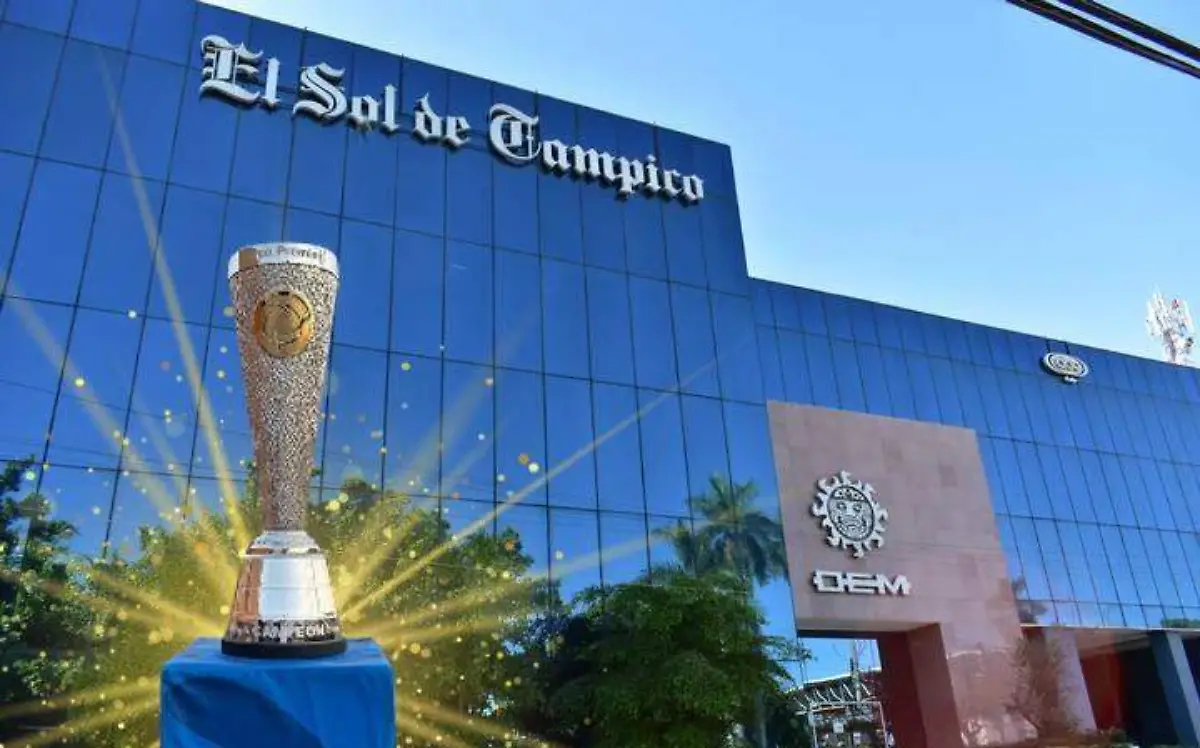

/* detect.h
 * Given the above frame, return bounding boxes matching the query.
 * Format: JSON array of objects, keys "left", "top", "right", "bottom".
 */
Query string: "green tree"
[{"left": 504, "top": 567, "right": 793, "bottom": 748}]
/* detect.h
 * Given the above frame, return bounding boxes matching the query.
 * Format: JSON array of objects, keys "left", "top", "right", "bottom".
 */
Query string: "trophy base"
[{"left": 221, "top": 530, "right": 347, "bottom": 660}]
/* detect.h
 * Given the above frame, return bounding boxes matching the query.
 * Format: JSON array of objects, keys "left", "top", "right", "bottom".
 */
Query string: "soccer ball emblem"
[
  {"left": 811, "top": 471, "right": 888, "bottom": 559},
  {"left": 253, "top": 289, "right": 314, "bottom": 358}
]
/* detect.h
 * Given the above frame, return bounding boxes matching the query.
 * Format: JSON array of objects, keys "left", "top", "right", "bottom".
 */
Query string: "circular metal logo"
[
  {"left": 253, "top": 289, "right": 314, "bottom": 358},
  {"left": 1041, "top": 352, "right": 1089, "bottom": 384},
  {"left": 812, "top": 471, "right": 888, "bottom": 559}
]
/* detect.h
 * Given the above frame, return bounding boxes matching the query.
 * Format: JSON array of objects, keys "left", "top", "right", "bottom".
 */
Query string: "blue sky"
[{"left": 206, "top": 0, "right": 1200, "bottom": 678}]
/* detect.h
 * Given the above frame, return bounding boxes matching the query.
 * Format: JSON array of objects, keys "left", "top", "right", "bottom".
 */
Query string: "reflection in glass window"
[
  {"left": 335, "top": 221, "right": 391, "bottom": 351},
  {"left": 35, "top": 466, "right": 116, "bottom": 559},
  {"left": 495, "top": 249, "right": 542, "bottom": 371},
  {"left": 919, "top": 315, "right": 949, "bottom": 359},
  {"left": 152, "top": 186, "right": 224, "bottom": 324},
  {"left": 976, "top": 438, "right": 1009, "bottom": 515},
  {"left": 681, "top": 395, "right": 729, "bottom": 501},
  {"left": 496, "top": 504, "right": 549, "bottom": 581},
  {"left": 647, "top": 514, "right": 689, "bottom": 572},
  {"left": 107, "top": 55, "right": 184, "bottom": 181},
  {"left": 1033, "top": 520, "right": 1072, "bottom": 600},
  {"left": 544, "top": 376, "right": 596, "bottom": 510},
  {"left": 171, "top": 68, "right": 237, "bottom": 192},
  {"left": 344, "top": 130, "right": 397, "bottom": 227},
  {"left": 124, "top": 319, "right": 204, "bottom": 475},
  {"left": 9, "top": 161, "right": 101, "bottom": 304},
  {"left": 1033, "top": 445, "right": 1072, "bottom": 521},
  {"left": 230, "top": 107, "right": 291, "bottom": 206},
  {"left": 494, "top": 160, "right": 537, "bottom": 255},
  {"left": 446, "top": 149, "right": 492, "bottom": 246},
  {"left": 1099, "top": 526, "right": 1137, "bottom": 605},
  {"left": 384, "top": 354, "right": 440, "bottom": 497},
  {"left": 756, "top": 578, "right": 798, "bottom": 642},
  {"left": 857, "top": 345, "right": 890, "bottom": 416},
  {"left": 587, "top": 269, "right": 634, "bottom": 385},
  {"left": 288, "top": 120, "right": 346, "bottom": 215},
  {"left": 663, "top": 204, "right": 705, "bottom": 287},
  {"left": 928, "top": 358, "right": 962, "bottom": 426},
  {"left": 630, "top": 277, "right": 677, "bottom": 391},
  {"left": 1014, "top": 442, "right": 1050, "bottom": 518},
  {"left": 880, "top": 348, "right": 916, "bottom": 420},
  {"left": 582, "top": 189, "right": 624, "bottom": 271},
  {"left": 672, "top": 284, "right": 720, "bottom": 397},
  {"left": 1009, "top": 517, "right": 1050, "bottom": 600},
  {"left": 550, "top": 508, "right": 600, "bottom": 604},
  {"left": 626, "top": 198, "right": 666, "bottom": 279},
  {"left": 777, "top": 330, "right": 812, "bottom": 404},
  {"left": 538, "top": 173, "right": 583, "bottom": 263},
  {"left": 0, "top": 25, "right": 62, "bottom": 154},
  {"left": 41, "top": 41, "right": 126, "bottom": 169},
  {"left": 445, "top": 241, "right": 493, "bottom": 365},
  {"left": 638, "top": 390, "right": 688, "bottom": 517},
  {"left": 593, "top": 384, "right": 644, "bottom": 513},
  {"left": 724, "top": 402, "right": 780, "bottom": 516},
  {"left": 443, "top": 497, "right": 492, "bottom": 544},
  {"left": 108, "top": 470, "right": 188, "bottom": 561},
  {"left": 830, "top": 340, "right": 865, "bottom": 413},
  {"left": 992, "top": 439, "right": 1027, "bottom": 516},
  {"left": 396, "top": 138, "right": 446, "bottom": 236},
  {"left": 701, "top": 199, "right": 749, "bottom": 296},
  {"left": 441, "top": 362, "right": 494, "bottom": 502},
  {"left": 0, "top": 300, "right": 68, "bottom": 463},
  {"left": 495, "top": 369, "right": 546, "bottom": 505},
  {"left": 392, "top": 229, "right": 443, "bottom": 358},
  {"left": 80, "top": 174, "right": 164, "bottom": 314},
  {"left": 907, "top": 354, "right": 940, "bottom": 423},
  {"left": 191, "top": 327, "right": 252, "bottom": 480},
  {"left": 599, "top": 512, "right": 649, "bottom": 586},
  {"left": 712, "top": 293, "right": 762, "bottom": 403},
  {"left": 1057, "top": 523, "right": 1096, "bottom": 603},
  {"left": 542, "top": 258, "right": 589, "bottom": 379},
  {"left": 322, "top": 346, "right": 386, "bottom": 491},
  {"left": 47, "top": 310, "right": 141, "bottom": 470}
]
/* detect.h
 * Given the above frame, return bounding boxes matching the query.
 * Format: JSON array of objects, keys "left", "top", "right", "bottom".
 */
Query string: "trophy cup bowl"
[{"left": 221, "top": 243, "right": 347, "bottom": 658}]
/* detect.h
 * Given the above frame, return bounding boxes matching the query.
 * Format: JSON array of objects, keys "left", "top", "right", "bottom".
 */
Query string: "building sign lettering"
[
  {"left": 199, "top": 36, "right": 705, "bottom": 204},
  {"left": 810, "top": 471, "right": 911, "bottom": 597},
  {"left": 812, "top": 570, "right": 912, "bottom": 596}
]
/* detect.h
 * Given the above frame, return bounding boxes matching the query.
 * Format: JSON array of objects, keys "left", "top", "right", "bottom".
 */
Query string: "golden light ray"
[
  {"left": 1, "top": 291, "right": 234, "bottom": 599},
  {"left": 87, "top": 567, "right": 223, "bottom": 637},
  {"left": 0, "top": 679, "right": 155, "bottom": 722},
  {"left": 396, "top": 702, "right": 474, "bottom": 748},
  {"left": 407, "top": 694, "right": 559, "bottom": 748},
  {"left": 14, "top": 694, "right": 159, "bottom": 748},
  {"left": 99, "top": 50, "right": 251, "bottom": 553}
]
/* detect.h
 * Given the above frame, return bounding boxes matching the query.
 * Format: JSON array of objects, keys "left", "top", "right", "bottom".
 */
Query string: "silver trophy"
[{"left": 221, "top": 243, "right": 347, "bottom": 658}]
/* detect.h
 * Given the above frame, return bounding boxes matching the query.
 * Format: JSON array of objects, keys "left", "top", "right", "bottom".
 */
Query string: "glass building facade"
[{"left": 4, "top": 0, "right": 1200, "bottom": 725}]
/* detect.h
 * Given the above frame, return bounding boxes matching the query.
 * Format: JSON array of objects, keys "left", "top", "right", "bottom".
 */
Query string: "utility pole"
[{"left": 1147, "top": 291, "right": 1196, "bottom": 366}]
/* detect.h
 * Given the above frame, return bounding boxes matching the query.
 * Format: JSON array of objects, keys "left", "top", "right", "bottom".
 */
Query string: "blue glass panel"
[
  {"left": 1044, "top": 383, "right": 1084, "bottom": 449},
  {"left": 496, "top": 504, "right": 548, "bottom": 581},
  {"left": 8, "top": 161, "right": 100, "bottom": 304},
  {"left": 1174, "top": 533, "right": 1200, "bottom": 608},
  {"left": 951, "top": 361, "right": 987, "bottom": 432},
  {"left": 1105, "top": 392, "right": 1136, "bottom": 457},
  {"left": 976, "top": 368, "right": 1010, "bottom": 438},
  {"left": 189, "top": 3, "right": 251, "bottom": 63},
  {"left": 882, "top": 348, "right": 917, "bottom": 420},
  {"left": 804, "top": 335, "right": 839, "bottom": 409},
  {"left": 249, "top": 18, "right": 302, "bottom": 75},
  {"left": 873, "top": 305, "right": 903, "bottom": 350},
  {"left": 1122, "top": 527, "right": 1162, "bottom": 606},
  {"left": 0, "top": 152, "right": 34, "bottom": 289},
  {"left": 701, "top": 199, "right": 748, "bottom": 296},
  {"left": 769, "top": 286, "right": 799, "bottom": 330},
  {"left": 191, "top": 327, "right": 250, "bottom": 477},
  {"left": 986, "top": 328, "right": 1015, "bottom": 370},
  {"left": 757, "top": 327, "right": 785, "bottom": 402},
  {"left": 943, "top": 320, "right": 971, "bottom": 361},
  {"left": 0, "top": 25, "right": 61, "bottom": 154},
  {"left": 778, "top": 331, "right": 813, "bottom": 404},
  {"left": 172, "top": 66, "right": 237, "bottom": 192},
  {"left": 997, "top": 372, "right": 1032, "bottom": 443},
  {"left": 1125, "top": 356, "right": 1152, "bottom": 395},
  {"left": 1105, "top": 350, "right": 1134, "bottom": 392},
  {"left": 586, "top": 268, "right": 634, "bottom": 385},
  {"left": 401, "top": 59, "right": 447, "bottom": 112},
  {"left": 106, "top": 55, "right": 184, "bottom": 182},
  {"left": 907, "top": 354, "right": 941, "bottom": 423},
  {"left": 577, "top": 105, "right": 617, "bottom": 149},
  {"left": 536, "top": 95, "right": 575, "bottom": 142},
  {"left": 47, "top": 309, "right": 140, "bottom": 469},
  {"left": 544, "top": 375, "right": 596, "bottom": 509},
  {"left": 1080, "top": 524, "right": 1119, "bottom": 602},
  {"left": 638, "top": 390, "right": 689, "bottom": 517},
  {"left": 977, "top": 438, "right": 1009, "bottom": 514},
  {"left": 1101, "top": 455, "right": 1137, "bottom": 523},
  {"left": 0, "top": 301, "right": 68, "bottom": 462},
  {"left": 1134, "top": 396, "right": 1168, "bottom": 458},
  {"left": 712, "top": 293, "right": 762, "bottom": 403},
  {"left": 993, "top": 439, "right": 1029, "bottom": 515},
  {"left": 797, "top": 290, "right": 827, "bottom": 335},
  {"left": 964, "top": 325, "right": 993, "bottom": 367},
  {"left": 751, "top": 284, "right": 774, "bottom": 327},
  {"left": 920, "top": 315, "right": 949, "bottom": 359},
  {"left": 1138, "top": 460, "right": 1174, "bottom": 531},
  {"left": 1056, "top": 448, "right": 1095, "bottom": 523},
  {"left": 1020, "top": 376, "right": 1054, "bottom": 445},
  {"left": 692, "top": 140, "right": 733, "bottom": 198},
  {"left": 1033, "top": 520, "right": 1073, "bottom": 600},
  {"left": 1076, "top": 450, "right": 1115, "bottom": 524},
  {"left": 41, "top": 41, "right": 125, "bottom": 169},
  {"left": 996, "top": 516, "right": 1024, "bottom": 591},
  {"left": 593, "top": 383, "right": 644, "bottom": 512},
  {"left": 1146, "top": 529, "right": 1181, "bottom": 606},
  {"left": 494, "top": 159, "right": 537, "bottom": 254},
  {"left": 1033, "top": 445, "right": 1073, "bottom": 521},
  {"left": 1165, "top": 464, "right": 1200, "bottom": 532},
  {"left": 300, "top": 31, "right": 353, "bottom": 77},
  {"left": 70, "top": 0, "right": 136, "bottom": 47},
  {"left": 441, "top": 361, "right": 493, "bottom": 501},
  {"left": 1010, "top": 517, "right": 1050, "bottom": 600},
  {"left": 663, "top": 202, "right": 705, "bottom": 287},
  {"left": 6, "top": 0, "right": 72, "bottom": 32},
  {"left": 79, "top": 173, "right": 165, "bottom": 314},
  {"left": 396, "top": 137, "right": 445, "bottom": 235},
  {"left": 343, "top": 128, "right": 397, "bottom": 226},
  {"left": 384, "top": 354, "right": 439, "bottom": 496},
  {"left": 542, "top": 258, "right": 589, "bottom": 379},
  {"left": 495, "top": 368, "right": 546, "bottom": 505},
  {"left": 724, "top": 402, "right": 779, "bottom": 515},
  {"left": 1080, "top": 387, "right": 1114, "bottom": 453},
  {"left": 671, "top": 284, "right": 720, "bottom": 397},
  {"left": 335, "top": 220, "right": 391, "bottom": 351},
  {"left": 581, "top": 189, "right": 624, "bottom": 271},
  {"left": 846, "top": 299, "right": 878, "bottom": 345},
  {"left": 495, "top": 248, "right": 542, "bottom": 371},
  {"left": 322, "top": 346, "right": 386, "bottom": 489},
  {"left": 444, "top": 241, "right": 492, "bottom": 365},
  {"left": 210, "top": 199, "right": 284, "bottom": 329},
  {"left": 391, "top": 229, "right": 443, "bottom": 358},
  {"left": 681, "top": 395, "right": 729, "bottom": 499},
  {"left": 897, "top": 309, "right": 925, "bottom": 353},
  {"left": 824, "top": 296, "right": 853, "bottom": 341},
  {"left": 1013, "top": 442, "right": 1050, "bottom": 517},
  {"left": 284, "top": 208, "right": 339, "bottom": 255},
  {"left": 538, "top": 172, "right": 582, "bottom": 262},
  {"left": 830, "top": 340, "right": 865, "bottom": 412},
  {"left": 288, "top": 120, "right": 346, "bottom": 215},
  {"left": 549, "top": 508, "right": 600, "bottom": 602},
  {"left": 446, "top": 148, "right": 492, "bottom": 245},
  {"left": 130, "top": 0, "right": 192, "bottom": 64},
  {"left": 1057, "top": 523, "right": 1096, "bottom": 602},
  {"left": 626, "top": 197, "right": 666, "bottom": 279},
  {"left": 599, "top": 512, "right": 649, "bottom": 586},
  {"left": 929, "top": 358, "right": 963, "bottom": 426},
  {"left": 629, "top": 277, "right": 677, "bottom": 391}
]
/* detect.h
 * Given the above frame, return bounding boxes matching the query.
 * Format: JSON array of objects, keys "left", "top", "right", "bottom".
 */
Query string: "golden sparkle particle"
[{"left": 73, "top": 376, "right": 85, "bottom": 388}]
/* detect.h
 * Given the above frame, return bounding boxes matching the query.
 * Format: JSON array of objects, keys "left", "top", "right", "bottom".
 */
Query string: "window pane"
[
  {"left": 494, "top": 158, "right": 537, "bottom": 254},
  {"left": 858, "top": 344, "right": 891, "bottom": 416},
  {"left": 1033, "top": 520, "right": 1072, "bottom": 600},
  {"left": 288, "top": 120, "right": 346, "bottom": 215},
  {"left": 907, "top": 354, "right": 941, "bottom": 423},
  {"left": 701, "top": 198, "right": 749, "bottom": 296},
  {"left": 824, "top": 296, "right": 853, "bottom": 341},
  {"left": 724, "top": 402, "right": 779, "bottom": 515},
  {"left": 1010, "top": 517, "right": 1049, "bottom": 600},
  {"left": 713, "top": 293, "right": 762, "bottom": 403},
  {"left": 625, "top": 197, "right": 666, "bottom": 279},
  {"left": 79, "top": 174, "right": 164, "bottom": 314},
  {"left": 830, "top": 340, "right": 865, "bottom": 412},
  {"left": 211, "top": 199, "right": 284, "bottom": 329},
  {"left": 384, "top": 354, "right": 439, "bottom": 497},
  {"left": 171, "top": 66, "right": 237, "bottom": 192},
  {"left": 593, "top": 384, "right": 643, "bottom": 513},
  {"left": 445, "top": 148, "right": 492, "bottom": 246},
  {"left": 542, "top": 258, "right": 589, "bottom": 379},
  {"left": 770, "top": 286, "right": 799, "bottom": 330},
  {"left": 777, "top": 330, "right": 812, "bottom": 404},
  {"left": 151, "top": 186, "right": 223, "bottom": 324},
  {"left": 538, "top": 172, "right": 582, "bottom": 263},
  {"left": 230, "top": 107, "right": 290, "bottom": 206},
  {"left": 663, "top": 202, "right": 704, "bottom": 287},
  {"left": 335, "top": 220, "right": 391, "bottom": 351},
  {"left": 582, "top": 189, "right": 624, "bottom": 271},
  {"left": 106, "top": 55, "right": 184, "bottom": 181},
  {"left": 874, "top": 305, "right": 904, "bottom": 350},
  {"left": 681, "top": 395, "right": 729, "bottom": 501},
  {"left": 630, "top": 277, "right": 677, "bottom": 391},
  {"left": 322, "top": 347, "right": 386, "bottom": 490},
  {"left": 344, "top": 128, "right": 397, "bottom": 227},
  {"left": 495, "top": 368, "right": 546, "bottom": 505},
  {"left": 391, "top": 229, "right": 443, "bottom": 358},
  {"left": 804, "top": 335, "right": 839, "bottom": 408},
  {"left": 757, "top": 326, "right": 785, "bottom": 403},
  {"left": 396, "top": 137, "right": 445, "bottom": 235},
  {"left": 192, "top": 327, "right": 252, "bottom": 479},
  {"left": 600, "top": 512, "right": 649, "bottom": 586},
  {"left": 881, "top": 347, "right": 916, "bottom": 420},
  {"left": 587, "top": 268, "right": 634, "bottom": 385},
  {"left": 109, "top": 470, "right": 188, "bottom": 560},
  {"left": 672, "top": 284, "right": 720, "bottom": 397},
  {"left": 497, "top": 504, "right": 548, "bottom": 582},
  {"left": 129, "top": 0, "right": 193, "bottom": 64},
  {"left": 0, "top": 25, "right": 62, "bottom": 154},
  {"left": 495, "top": 248, "right": 542, "bottom": 371},
  {"left": 550, "top": 508, "right": 600, "bottom": 603},
  {"left": 47, "top": 310, "right": 141, "bottom": 469},
  {"left": 993, "top": 439, "right": 1029, "bottom": 516},
  {"left": 441, "top": 362, "right": 494, "bottom": 502},
  {"left": 544, "top": 376, "right": 596, "bottom": 509},
  {"left": 46, "top": 42, "right": 128, "bottom": 168},
  {"left": 444, "top": 241, "right": 493, "bottom": 365},
  {"left": 124, "top": 319, "right": 204, "bottom": 475},
  {"left": 0, "top": 300, "right": 69, "bottom": 462},
  {"left": 36, "top": 466, "right": 116, "bottom": 559},
  {"left": 638, "top": 390, "right": 688, "bottom": 517},
  {"left": 0, "top": 152, "right": 33, "bottom": 285},
  {"left": 9, "top": 161, "right": 101, "bottom": 304}
]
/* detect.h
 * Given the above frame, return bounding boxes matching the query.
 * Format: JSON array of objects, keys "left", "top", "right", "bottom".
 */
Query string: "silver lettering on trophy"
[
  {"left": 412, "top": 94, "right": 471, "bottom": 148},
  {"left": 200, "top": 35, "right": 280, "bottom": 109},
  {"left": 812, "top": 570, "right": 912, "bottom": 596},
  {"left": 294, "top": 62, "right": 348, "bottom": 123},
  {"left": 488, "top": 103, "right": 541, "bottom": 164}
]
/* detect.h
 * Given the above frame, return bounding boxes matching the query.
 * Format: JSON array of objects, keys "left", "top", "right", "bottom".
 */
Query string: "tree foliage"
[{"left": 1006, "top": 633, "right": 1081, "bottom": 739}]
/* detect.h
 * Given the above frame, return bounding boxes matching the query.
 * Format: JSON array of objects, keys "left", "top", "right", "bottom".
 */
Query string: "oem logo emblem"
[
  {"left": 812, "top": 471, "right": 887, "bottom": 559},
  {"left": 1041, "top": 352, "right": 1089, "bottom": 384}
]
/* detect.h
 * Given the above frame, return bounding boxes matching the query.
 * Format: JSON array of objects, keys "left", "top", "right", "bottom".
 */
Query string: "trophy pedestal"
[{"left": 161, "top": 638, "right": 396, "bottom": 748}]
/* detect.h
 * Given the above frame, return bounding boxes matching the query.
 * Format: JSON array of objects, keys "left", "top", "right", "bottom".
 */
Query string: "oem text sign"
[{"left": 199, "top": 36, "right": 706, "bottom": 205}]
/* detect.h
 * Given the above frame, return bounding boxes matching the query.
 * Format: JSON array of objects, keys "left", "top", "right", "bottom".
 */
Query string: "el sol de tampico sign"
[{"left": 200, "top": 35, "right": 706, "bottom": 205}]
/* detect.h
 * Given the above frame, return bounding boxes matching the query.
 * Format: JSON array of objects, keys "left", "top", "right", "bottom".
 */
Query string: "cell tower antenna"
[{"left": 1146, "top": 290, "right": 1196, "bottom": 365}]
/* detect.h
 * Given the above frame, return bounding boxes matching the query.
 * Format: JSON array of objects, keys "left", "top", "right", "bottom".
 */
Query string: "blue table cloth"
[{"left": 161, "top": 638, "right": 395, "bottom": 748}]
